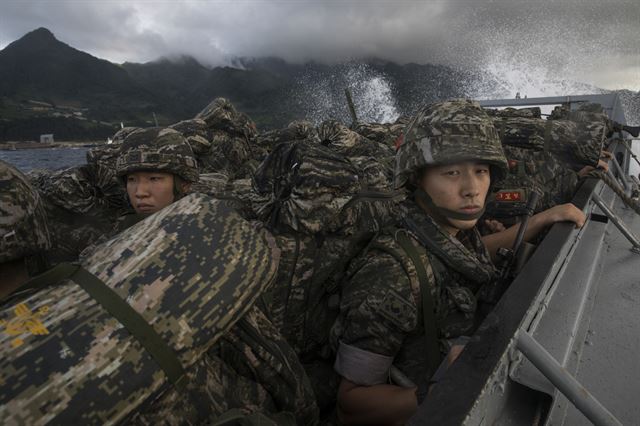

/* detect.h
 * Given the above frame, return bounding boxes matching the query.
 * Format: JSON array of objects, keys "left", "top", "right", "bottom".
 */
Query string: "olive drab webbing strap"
[
  {"left": 18, "top": 262, "right": 79, "bottom": 293},
  {"left": 16, "top": 262, "right": 187, "bottom": 390},
  {"left": 369, "top": 232, "right": 442, "bottom": 379},
  {"left": 394, "top": 231, "right": 441, "bottom": 378}
]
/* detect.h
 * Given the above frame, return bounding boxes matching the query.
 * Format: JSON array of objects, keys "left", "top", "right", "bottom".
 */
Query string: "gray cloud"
[{"left": 0, "top": 0, "right": 638, "bottom": 90}]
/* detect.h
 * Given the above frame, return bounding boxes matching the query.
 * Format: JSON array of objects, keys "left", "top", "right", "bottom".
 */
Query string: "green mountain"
[{"left": 8, "top": 27, "right": 635, "bottom": 141}]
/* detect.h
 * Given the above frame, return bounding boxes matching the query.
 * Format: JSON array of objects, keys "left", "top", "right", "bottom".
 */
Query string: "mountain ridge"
[{"left": 1, "top": 27, "right": 637, "bottom": 141}]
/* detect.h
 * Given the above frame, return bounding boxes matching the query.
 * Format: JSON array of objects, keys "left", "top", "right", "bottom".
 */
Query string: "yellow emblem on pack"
[{"left": 0, "top": 303, "right": 50, "bottom": 348}]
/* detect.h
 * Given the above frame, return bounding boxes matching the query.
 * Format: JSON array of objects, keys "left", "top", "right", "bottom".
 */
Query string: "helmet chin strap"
[{"left": 413, "top": 188, "right": 485, "bottom": 224}]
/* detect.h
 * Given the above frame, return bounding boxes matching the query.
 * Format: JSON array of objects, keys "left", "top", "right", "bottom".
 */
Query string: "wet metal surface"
[{"left": 559, "top": 193, "right": 640, "bottom": 425}]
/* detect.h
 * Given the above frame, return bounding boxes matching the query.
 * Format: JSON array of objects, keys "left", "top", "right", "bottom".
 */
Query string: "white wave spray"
[{"left": 292, "top": 62, "right": 400, "bottom": 125}]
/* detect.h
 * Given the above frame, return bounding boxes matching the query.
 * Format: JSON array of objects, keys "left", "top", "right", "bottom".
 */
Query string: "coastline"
[{"left": 0, "top": 141, "right": 105, "bottom": 151}]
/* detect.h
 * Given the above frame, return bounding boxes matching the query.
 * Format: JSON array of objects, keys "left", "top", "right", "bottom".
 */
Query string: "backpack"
[
  {"left": 252, "top": 141, "right": 402, "bottom": 414},
  {"left": 253, "top": 141, "right": 402, "bottom": 356},
  {"left": 0, "top": 194, "right": 280, "bottom": 425}
]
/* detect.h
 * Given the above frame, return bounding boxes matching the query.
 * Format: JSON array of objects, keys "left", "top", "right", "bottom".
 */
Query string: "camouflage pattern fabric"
[
  {"left": 395, "top": 100, "right": 508, "bottom": 189},
  {"left": 111, "top": 126, "right": 142, "bottom": 144},
  {"left": 215, "top": 306, "right": 318, "bottom": 424},
  {"left": 492, "top": 116, "right": 604, "bottom": 171},
  {"left": 190, "top": 174, "right": 257, "bottom": 220},
  {"left": 485, "top": 148, "right": 578, "bottom": 225},
  {"left": 0, "top": 194, "right": 280, "bottom": 425},
  {"left": 27, "top": 166, "right": 128, "bottom": 263},
  {"left": 481, "top": 113, "right": 606, "bottom": 225},
  {"left": 330, "top": 199, "right": 496, "bottom": 387},
  {"left": 85, "top": 142, "right": 130, "bottom": 212},
  {"left": 261, "top": 185, "right": 402, "bottom": 353},
  {"left": 256, "top": 120, "right": 319, "bottom": 153},
  {"left": 318, "top": 120, "right": 394, "bottom": 160},
  {"left": 29, "top": 165, "right": 118, "bottom": 215},
  {"left": 129, "top": 306, "right": 319, "bottom": 425},
  {"left": 260, "top": 233, "right": 319, "bottom": 354},
  {"left": 116, "top": 127, "right": 199, "bottom": 183},
  {"left": 0, "top": 160, "right": 51, "bottom": 263},
  {"left": 485, "top": 106, "right": 542, "bottom": 119},
  {"left": 189, "top": 172, "right": 231, "bottom": 196},
  {"left": 354, "top": 122, "right": 405, "bottom": 148},
  {"left": 348, "top": 155, "right": 393, "bottom": 191},
  {"left": 199, "top": 130, "right": 262, "bottom": 178},
  {"left": 196, "top": 97, "right": 258, "bottom": 142},
  {"left": 260, "top": 230, "right": 392, "bottom": 417},
  {"left": 252, "top": 141, "right": 362, "bottom": 235},
  {"left": 169, "top": 118, "right": 212, "bottom": 156},
  {"left": 253, "top": 141, "right": 401, "bottom": 415},
  {"left": 287, "top": 120, "right": 320, "bottom": 143}
]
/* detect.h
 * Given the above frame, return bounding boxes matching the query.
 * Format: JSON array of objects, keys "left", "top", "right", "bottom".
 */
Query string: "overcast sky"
[{"left": 1, "top": 0, "right": 638, "bottom": 91}]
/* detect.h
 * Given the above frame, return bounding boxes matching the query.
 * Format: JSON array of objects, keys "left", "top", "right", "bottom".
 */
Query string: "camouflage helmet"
[
  {"left": 112, "top": 126, "right": 141, "bottom": 144},
  {"left": 394, "top": 99, "right": 508, "bottom": 189},
  {"left": 116, "top": 127, "right": 199, "bottom": 183},
  {"left": 0, "top": 160, "right": 51, "bottom": 263}
]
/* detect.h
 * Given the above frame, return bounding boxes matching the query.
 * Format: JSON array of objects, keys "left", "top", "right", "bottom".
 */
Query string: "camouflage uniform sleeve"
[{"left": 332, "top": 250, "right": 418, "bottom": 386}]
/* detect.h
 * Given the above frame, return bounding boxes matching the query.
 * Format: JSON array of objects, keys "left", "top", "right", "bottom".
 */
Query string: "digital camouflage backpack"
[{"left": 0, "top": 194, "right": 305, "bottom": 425}]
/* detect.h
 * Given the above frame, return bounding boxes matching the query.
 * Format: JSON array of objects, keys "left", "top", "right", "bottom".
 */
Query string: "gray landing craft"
[{"left": 412, "top": 93, "right": 640, "bottom": 426}]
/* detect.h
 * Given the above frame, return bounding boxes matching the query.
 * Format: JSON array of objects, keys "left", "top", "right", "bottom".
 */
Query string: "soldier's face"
[
  {"left": 126, "top": 171, "right": 175, "bottom": 214},
  {"left": 420, "top": 161, "right": 491, "bottom": 234}
]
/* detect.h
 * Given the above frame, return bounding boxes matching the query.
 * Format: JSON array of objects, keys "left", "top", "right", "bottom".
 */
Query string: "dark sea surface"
[{"left": 0, "top": 147, "right": 90, "bottom": 172}]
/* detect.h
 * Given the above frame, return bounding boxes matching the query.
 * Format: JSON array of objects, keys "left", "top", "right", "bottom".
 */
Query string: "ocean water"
[{"left": 0, "top": 147, "right": 90, "bottom": 172}]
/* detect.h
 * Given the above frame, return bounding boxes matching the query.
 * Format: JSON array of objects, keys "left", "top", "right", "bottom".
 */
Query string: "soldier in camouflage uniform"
[
  {"left": 0, "top": 160, "right": 52, "bottom": 298},
  {"left": 116, "top": 127, "right": 199, "bottom": 216},
  {"left": 482, "top": 105, "right": 607, "bottom": 230},
  {"left": 22, "top": 127, "right": 138, "bottom": 264},
  {"left": 0, "top": 161, "right": 318, "bottom": 425},
  {"left": 329, "top": 100, "right": 585, "bottom": 424}
]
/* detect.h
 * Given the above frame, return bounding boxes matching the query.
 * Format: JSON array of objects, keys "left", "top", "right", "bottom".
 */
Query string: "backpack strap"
[
  {"left": 394, "top": 231, "right": 441, "bottom": 378},
  {"left": 369, "top": 230, "right": 441, "bottom": 378},
  {"left": 17, "top": 262, "right": 187, "bottom": 390}
]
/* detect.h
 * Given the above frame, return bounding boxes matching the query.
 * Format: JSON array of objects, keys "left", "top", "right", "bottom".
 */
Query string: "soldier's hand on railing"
[
  {"left": 535, "top": 203, "right": 586, "bottom": 229},
  {"left": 578, "top": 159, "right": 609, "bottom": 177},
  {"left": 600, "top": 150, "right": 614, "bottom": 160}
]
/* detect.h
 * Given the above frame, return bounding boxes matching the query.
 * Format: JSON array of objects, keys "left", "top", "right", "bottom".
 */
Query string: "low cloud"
[{"left": 0, "top": 0, "right": 638, "bottom": 89}]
